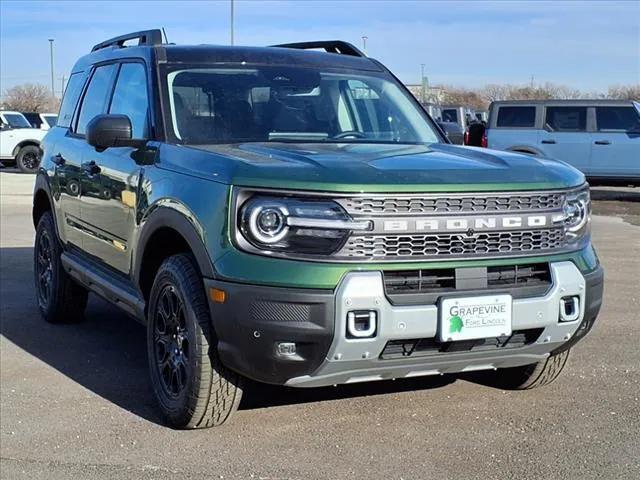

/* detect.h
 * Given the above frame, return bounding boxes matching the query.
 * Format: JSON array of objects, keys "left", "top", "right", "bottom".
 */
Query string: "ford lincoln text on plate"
[{"left": 33, "top": 30, "right": 604, "bottom": 429}]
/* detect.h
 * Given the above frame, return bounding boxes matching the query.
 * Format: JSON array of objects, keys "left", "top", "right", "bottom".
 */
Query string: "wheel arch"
[
  {"left": 134, "top": 206, "right": 216, "bottom": 302},
  {"left": 32, "top": 173, "right": 54, "bottom": 228},
  {"left": 12, "top": 139, "right": 41, "bottom": 157}
]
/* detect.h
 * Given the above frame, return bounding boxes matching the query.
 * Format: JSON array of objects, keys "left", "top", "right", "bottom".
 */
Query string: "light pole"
[
  {"left": 361, "top": 35, "right": 368, "bottom": 54},
  {"left": 48, "top": 39, "right": 55, "bottom": 97},
  {"left": 420, "top": 63, "right": 426, "bottom": 104},
  {"left": 230, "top": 0, "right": 235, "bottom": 45}
]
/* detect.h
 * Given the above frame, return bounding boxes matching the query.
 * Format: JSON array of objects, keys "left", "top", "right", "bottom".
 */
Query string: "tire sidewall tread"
[{"left": 146, "top": 253, "right": 242, "bottom": 429}]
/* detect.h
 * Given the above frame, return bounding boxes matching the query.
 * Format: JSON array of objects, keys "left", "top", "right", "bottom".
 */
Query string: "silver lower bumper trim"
[{"left": 286, "top": 261, "right": 586, "bottom": 388}]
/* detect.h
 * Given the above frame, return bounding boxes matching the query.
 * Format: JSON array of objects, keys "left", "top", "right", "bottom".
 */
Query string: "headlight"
[
  {"left": 562, "top": 187, "right": 591, "bottom": 241},
  {"left": 239, "top": 195, "right": 371, "bottom": 255}
]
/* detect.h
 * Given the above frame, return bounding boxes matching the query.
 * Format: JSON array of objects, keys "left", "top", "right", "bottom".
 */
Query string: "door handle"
[
  {"left": 594, "top": 140, "right": 611, "bottom": 145},
  {"left": 541, "top": 139, "right": 556, "bottom": 144},
  {"left": 82, "top": 161, "right": 101, "bottom": 176},
  {"left": 52, "top": 154, "right": 65, "bottom": 166}
]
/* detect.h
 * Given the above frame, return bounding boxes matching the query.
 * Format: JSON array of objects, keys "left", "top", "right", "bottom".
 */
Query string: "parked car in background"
[
  {"left": 486, "top": 100, "right": 640, "bottom": 184},
  {"left": 421, "top": 102, "right": 442, "bottom": 120},
  {"left": 475, "top": 110, "right": 488, "bottom": 123},
  {"left": 441, "top": 105, "right": 477, "bottom": 131},
  {"left": 437, "top": 121, "right": 464, "bottom": 144},
  {"left": 22, "top": 112, "right": 58, "bottom": 130},
  {"left": 0, "top": 110, "right": 46, "bottom": 172}
]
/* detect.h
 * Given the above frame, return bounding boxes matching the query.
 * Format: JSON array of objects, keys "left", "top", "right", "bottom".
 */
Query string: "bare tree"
[
  {"left": 1, "top": 83, "right": 60, "bottom": 112},
  {"left": 481, "top": 84, "right": 511, "bottom": 103},
  {"left": 437, "top": 85, "right": 486, "bottom": 110},
  {"left": 607, "top": 84, "right": 640, "bottom": 100}
]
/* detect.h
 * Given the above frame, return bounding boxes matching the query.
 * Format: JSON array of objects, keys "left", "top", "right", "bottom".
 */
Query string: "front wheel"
[
  {"left": 147, "top": 254, "right": 243, "bottom": 429},
  {"left": 16, "top": 145, "right": 41, "bottom": 173},
  {"left": 475, "top": 350, "right": 570, "bottom": 390}
]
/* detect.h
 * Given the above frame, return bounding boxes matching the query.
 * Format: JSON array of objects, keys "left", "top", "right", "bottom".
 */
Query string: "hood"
[{"left": 161, "top": 142, "right": 585, "bottom": 193}]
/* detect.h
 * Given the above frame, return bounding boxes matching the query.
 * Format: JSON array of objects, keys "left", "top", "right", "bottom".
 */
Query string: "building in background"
[{"left": 404, "top": 84, "right": 447, "bottom": 105}]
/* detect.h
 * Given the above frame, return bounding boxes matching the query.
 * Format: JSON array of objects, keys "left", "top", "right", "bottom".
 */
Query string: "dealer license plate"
[{"left": 439, "top": 295, "right": 512, "bottom": 342}]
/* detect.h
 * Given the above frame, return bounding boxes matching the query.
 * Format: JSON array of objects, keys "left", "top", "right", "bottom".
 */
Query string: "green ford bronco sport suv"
[{"left": 33, "top": 30, "right": 604, "bottom": 429}]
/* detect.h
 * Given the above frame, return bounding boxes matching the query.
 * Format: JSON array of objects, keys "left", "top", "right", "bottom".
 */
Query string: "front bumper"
[{"left": 206, "top": 261, "right": 603, "bottom": 387}]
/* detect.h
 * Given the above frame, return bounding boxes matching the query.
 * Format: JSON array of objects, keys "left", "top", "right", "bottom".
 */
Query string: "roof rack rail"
[
  {"left": 91, "top": 29, "right": 163, "bottom": 52},
  {"left": 270, "top": 41, "right": 366, "bottom": 58}
]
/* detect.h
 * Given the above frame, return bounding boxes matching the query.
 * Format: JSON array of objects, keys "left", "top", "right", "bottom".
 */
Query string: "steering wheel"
[{"left": 333, "top": 131, "right": 367, "bottom": 139}]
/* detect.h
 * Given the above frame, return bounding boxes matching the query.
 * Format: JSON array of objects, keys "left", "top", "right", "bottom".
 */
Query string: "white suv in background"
[
  {"left": 485, "top": 100, "right": 640, "bottom": 184},
  {"left": 0, "top": 111, "right": 47, "bottom": 173},
  {"left": 22, "top": 112, "right": 58, "bottom": 130}
]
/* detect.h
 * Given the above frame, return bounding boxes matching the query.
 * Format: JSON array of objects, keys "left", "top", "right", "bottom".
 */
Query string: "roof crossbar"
[
  {"left": 91, "top": 29, "right": 163, "bottom": 52},
  {"left": 270, "top": 41, "right": 366, "bottom": 57}
]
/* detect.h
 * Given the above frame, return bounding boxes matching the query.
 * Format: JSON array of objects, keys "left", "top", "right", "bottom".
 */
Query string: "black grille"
[
  {"left": 340, "top": 228, "right": 566, "bottom": 260},
  {"left": 383, "top": 263, "right": 552, "bottom": 304},
  {"left": 380, "top": 329, "right": 544, "bottom": 359},
  {"left": 249, "top": 301, "right": 312, "bottom": 322}
]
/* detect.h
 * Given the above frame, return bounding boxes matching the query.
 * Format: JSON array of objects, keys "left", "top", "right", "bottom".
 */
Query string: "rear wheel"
[
  {"left": 16, "top": 145, "right": 41, "bottom": 173},
  {"left": 147, "top": 254, "right": 243, "bottom": 429},
  {"left": 34, "top": 211, "right": 88, "bottom": 323},
  {"left": 477, "top": 350, "right": 570, "bottom": 390}
]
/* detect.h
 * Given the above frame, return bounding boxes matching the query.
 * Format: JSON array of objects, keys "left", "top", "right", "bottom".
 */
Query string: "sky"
[{"left": 0, "top": 0, "right": 638, "bottom": 97}]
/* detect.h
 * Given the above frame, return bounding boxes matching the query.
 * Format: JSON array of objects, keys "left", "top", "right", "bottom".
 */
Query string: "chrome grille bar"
[
  {"left": 337, "top": 192, "right": 565, "bottom": 216},
  {"left": 339, "top": 228, "right": 566, "bottom": 260}
]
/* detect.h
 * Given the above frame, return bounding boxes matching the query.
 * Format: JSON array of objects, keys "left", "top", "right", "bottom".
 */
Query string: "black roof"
[
  {"left": 161, "top": 44, "right": 381, "bottom": 71},
  {"left": 75, "top": 29, "right": 382, "bottom": 73}
]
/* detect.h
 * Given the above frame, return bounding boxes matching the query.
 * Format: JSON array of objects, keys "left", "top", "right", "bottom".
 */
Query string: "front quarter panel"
[{"left": 134, "top": 158, "right": 232, "bottom": 275}]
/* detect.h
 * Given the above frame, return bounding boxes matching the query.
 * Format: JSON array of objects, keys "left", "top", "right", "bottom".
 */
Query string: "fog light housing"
[
  {"left": 559, "top": 296, "right": 580, "bottom": 322},
  {"left": 347, "top": 310, "right": 377, "bottom": 339},
  {"left": 276, "top": 342, "right": 297, "bottom": 356}
]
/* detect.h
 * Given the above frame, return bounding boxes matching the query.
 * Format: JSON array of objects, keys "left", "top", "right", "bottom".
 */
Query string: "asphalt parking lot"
[{"left": 1, "top": 172, "right": 639, "bottom": 480}]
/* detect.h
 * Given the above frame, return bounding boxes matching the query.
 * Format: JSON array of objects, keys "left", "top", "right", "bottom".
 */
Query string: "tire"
[
  {"left": 34, "top": 211, "right": 89, "bottom": 323},
  {"left": 16, "top": 145, "right": 41, "bottom": 173},
  {"left": 476, "top": 350, "right": 570, "bottom": 390},
  {"left": 147, "top": 253, "right": 243, "bottom": 429}
]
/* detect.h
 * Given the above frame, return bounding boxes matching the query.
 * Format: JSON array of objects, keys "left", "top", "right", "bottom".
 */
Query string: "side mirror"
[
  {"left": 86, "top": 114, "right": 146, "bottom": 151},
  {"left": 543, "top": 122, "right": 555, "bottom": 133},
  {"left": 0, "top": 123, "right": 10, "bottom": 131}
]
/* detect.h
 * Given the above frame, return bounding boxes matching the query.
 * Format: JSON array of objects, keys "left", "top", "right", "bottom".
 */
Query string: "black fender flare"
[
  {"left": 132, "top": 205, "right": 216, "bottom": 290},
  {"left": 32, "top": 172, "right": 57, "bottom": 230}
]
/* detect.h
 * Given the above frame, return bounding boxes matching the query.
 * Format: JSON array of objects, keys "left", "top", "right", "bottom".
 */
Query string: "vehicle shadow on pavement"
[
  {"left": 239, "top": 375, "right": 455, "bottom": 410},
  {"left": 1, "top": 246, "right": 457, "bottom": 424}
]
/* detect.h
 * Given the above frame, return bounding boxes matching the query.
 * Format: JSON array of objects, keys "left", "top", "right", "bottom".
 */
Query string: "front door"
[
  {"left": 591, "top": 105, "right": 640, "bottom": 179},
  {"left": 79, "top": 62, "right": 150, "bottom": 274},
  {"left": 538, "top": 105, "right": 592, "bottom": 175}
]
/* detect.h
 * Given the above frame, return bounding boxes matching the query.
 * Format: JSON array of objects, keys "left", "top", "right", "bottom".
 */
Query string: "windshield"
[
  {"left": 164, "top": 66, "right": 440, "bottom": 145},
  {"left": 2, "top": 113, "right": 31, "bottom": 128},
  {"left": 42, "top": 114, "right": 58, "bottom": 127}
]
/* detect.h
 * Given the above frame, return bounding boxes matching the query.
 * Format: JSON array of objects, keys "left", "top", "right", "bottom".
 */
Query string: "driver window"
[{"left": 109, "top": 63, "right": 149, "bottom": 138}]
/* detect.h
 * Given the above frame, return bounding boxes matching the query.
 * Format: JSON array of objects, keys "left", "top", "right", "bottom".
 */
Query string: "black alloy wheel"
[
  {"left": 153, "top": 285, "right": 190, "bottom": 397},
  {"left": 35, "top": 228, "right": 54, "bottom": 309}
]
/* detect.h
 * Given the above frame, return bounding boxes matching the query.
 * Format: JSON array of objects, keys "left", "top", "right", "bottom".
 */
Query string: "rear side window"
[
  {"left": 596, "top": 106, "right": 639, "bottom": 131},
  {"left": 109, "top": 63, "right": 149, "bottom": 138},
  {"left": 496, "top": 106, "right": 536, "bottom": 127},
  {"left": 76, "top": 64, "right": 117, "bottom": 135},
  {"left": 441, "top": 109, "right": 458, "bottom": 123},
  {"left": 545, "top": 107, "right": 587, "bottom": 132},
  {"left": 57, "top": 73, "right": 86, "bottom": 128}
]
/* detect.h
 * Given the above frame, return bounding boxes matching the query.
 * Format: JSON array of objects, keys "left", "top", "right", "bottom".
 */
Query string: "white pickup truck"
[{"left": 0, "top": 111, "right": 47, "bottom": 173}]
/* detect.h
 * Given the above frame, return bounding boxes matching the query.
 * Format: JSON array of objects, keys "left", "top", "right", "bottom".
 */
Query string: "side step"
[{"left": 61, "top": 252, "right": 146, "bottom": 322}]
